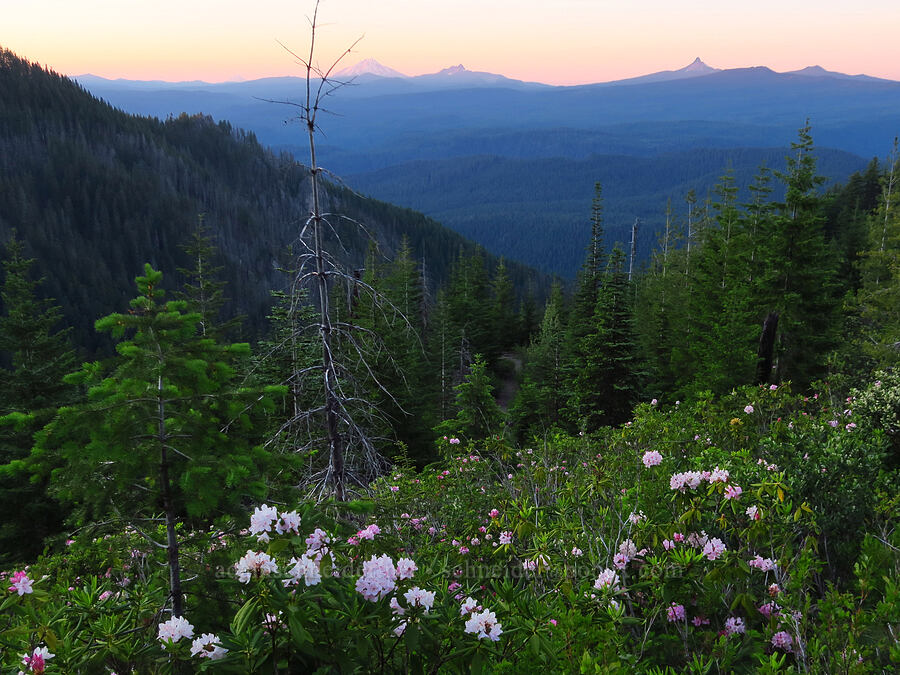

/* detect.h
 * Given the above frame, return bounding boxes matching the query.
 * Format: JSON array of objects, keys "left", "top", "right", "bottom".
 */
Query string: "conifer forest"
[{"left": 1, "top": 24, "right": 899, "bottom": 675}]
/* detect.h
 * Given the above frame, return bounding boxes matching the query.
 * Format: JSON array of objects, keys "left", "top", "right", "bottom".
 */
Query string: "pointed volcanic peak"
[
  {"left": 334, "top": 58, "right": 408, "bottom": 79},
  {"left": 598, "top": 57, "right": 721, "bottom": 86}
]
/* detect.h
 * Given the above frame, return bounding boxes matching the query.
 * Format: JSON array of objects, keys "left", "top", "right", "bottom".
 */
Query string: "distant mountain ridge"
[
  {"left": 0, "top": 47, "right": 545, "bottom": 351},
  {"left": 69, "top": 57, "right": 900, "bottom": 277}
]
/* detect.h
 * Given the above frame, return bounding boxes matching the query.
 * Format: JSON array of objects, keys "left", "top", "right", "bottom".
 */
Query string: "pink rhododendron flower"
[
  {"left": 8, "top": 571, "right": 34, "bottom": 596},
  {"left": 449, "top": 437, "right": 460, "bottom": 445},
  {"left": 702, "top": 538, "right": 726, "bottom": 561},
  {"left": 758, "top": 601, "right": 780, "bottom": 618},
  {"left": 613, "top": 553, "right": 630, "bottom": 569},
  {"left": 393, "top": 620, "right": 408, "bottom": 636},
  {"left": 618, "top": 539, "right": 638, "bottom": 558},
  {"left": 746, "top": 505, "right": 761, "bottom": 520},
  {"left": 725, "top": 617, "right": 746, "bottom": 635},
  {"left": 749, "top": 555, "right": 776, "bottom": 572},
  {"left": 771, "top": 631, "right": 793, "bottom": 651},
  {"left": 768, "top": 583, "right": 781, "bottom": 596},
  {"left": 642, "top": 450, "right": 663, "bottom": 467},
  {"left": 666, "top": 603, "right": 686, "bottom": 622},
  {"left": 21, "top": 646, "right": 54, "bottom": 674},
  {"left": 158, "top": 615, "right": 195, "bottom": 643},
  {"left": 593, "top": 568, "right": 620, "bottom": 591},
  {"left": 670, "top": 471, "right": 703, "bottom": 491},
  {"left": 499, "top": 531, "right": 513, "bottom": 545},
  {"left": 708, "top": 466, "right": 730, "bottom": 483},
  {"left": 390, "top": 596, "right": 405, "bottom": 616},
  {"left": 389, "top": 486, "right": 399, "bottom": 492},
  {"left": 571, "top": 546, "right": 583, "bottom": 557},
  {"left": 663, "top": 539, "right": 675, "bottom": 551},
  {"left": 356, "top": 554, "right": 398, "bottom": 601},
  {"left": 190, "top": 633, "right": 228, "bottom": 660},
  {"left": 464, "top": 609, "right": 503, "bottom": 641},
  {"left": 672, "top": 532, "right": 684, "bottom": 542},
  {"left": 305, "top": 528, "right": 331, "bottom": 554},
  {"left": 488, "top": 509, "right": 500, "bottom": 518},
  {"left": 724, "top": 484, "right": 743, "bottom": 500},
  {"left": 744, "top": 404, "right": 754, "bottom": 414}
]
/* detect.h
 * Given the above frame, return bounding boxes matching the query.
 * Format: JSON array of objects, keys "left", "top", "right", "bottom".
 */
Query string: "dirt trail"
[{"left": 496, "top": 352, "right": 522, "bottom": 410}]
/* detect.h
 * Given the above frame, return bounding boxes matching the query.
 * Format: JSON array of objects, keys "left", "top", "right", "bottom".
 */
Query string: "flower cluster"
[
  {"left": 190, "top": 633, "right": 228, "bottom": 660},
  {"left": 593, "top": 568, "right": 621, "bottom": 591},
  {"left": 249, "top": 504, "right": 300, "bottom": 543},
  {"left": 235, "top": 550, "right": 279, "bottom": 583},
  {"left": 748, "top": 555, "right": 776, "bottom": 572},
  {"left": 20, "top": 646, "right": 54, "bottom": 674},
  {"left": 642, "top": 450, "right": 663, "bottom": 467},
  {"left": 7, "top": 570, "right": 34, "bottom": 596},
  {"left": 464, "top": 609, "right": 503, "bottom": 641},
  {"left": 355, "top": 554, "right": 418, "bottom": 601},
  {"left": 158, "top": 615, "right": 195, "bottom": 643},
  {"left": 285, "top": 554, "right": 321, "bottom": 587}
]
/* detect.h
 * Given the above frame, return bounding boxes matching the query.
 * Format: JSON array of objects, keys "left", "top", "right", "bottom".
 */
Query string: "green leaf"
[{"left": 230, "top": 597, "right": 259, "bottom": 636}]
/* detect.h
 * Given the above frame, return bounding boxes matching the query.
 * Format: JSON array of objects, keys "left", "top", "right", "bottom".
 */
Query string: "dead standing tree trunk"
[{"left": 265, "top": 2, "right": 411, "bottom": 501}]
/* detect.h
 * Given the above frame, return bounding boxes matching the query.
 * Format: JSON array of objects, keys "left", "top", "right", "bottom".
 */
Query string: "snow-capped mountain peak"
[{"left": 334, "top": 58, "right": 408, "bottom": 79}]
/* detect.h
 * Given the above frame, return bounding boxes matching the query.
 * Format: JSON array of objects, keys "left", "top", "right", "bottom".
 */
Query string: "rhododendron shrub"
[{"left": 1, "top": 383, "right": 897, "bottom": 672}]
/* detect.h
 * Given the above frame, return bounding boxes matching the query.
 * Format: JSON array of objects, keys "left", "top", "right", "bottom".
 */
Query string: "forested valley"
[{"left": 1, "top": 47, "right": 899, "bottom": 673}]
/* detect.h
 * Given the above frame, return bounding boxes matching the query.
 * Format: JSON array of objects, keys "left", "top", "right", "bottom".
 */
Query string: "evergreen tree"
[
  {"left": 175, "top": 215, "right": 243, "bottom": 339},
  {"left": 855, "top": 140, "right": 900, "bottom": 366},
  {"left": 435, "top": 354, "right": 504, "bottom": 442},
  {"left": 571, "top": 247, "right": 639, "bottom": 429},
  {"left": 510, "top": 282, "right": 567, "bottom": 440},
  {"left": 0, "top": 233, "right": 77, "bottom": 562},
  {"left": 757, "top": 122, "right": 840, "bottom": 386},
  {"left": 34, "top": 265, "right": 277, "bottom": 615}
]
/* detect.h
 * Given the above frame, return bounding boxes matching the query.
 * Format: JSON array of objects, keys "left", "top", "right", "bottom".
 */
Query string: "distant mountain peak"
[
  {"left": 680, "top": 57, "right": 717, "bottom": 74},
  {"left": 437, "top": 64, "right": 468, "bottom": 76},
  {"left": 334, "top": 58, "right": 408, "bottom": 79}
]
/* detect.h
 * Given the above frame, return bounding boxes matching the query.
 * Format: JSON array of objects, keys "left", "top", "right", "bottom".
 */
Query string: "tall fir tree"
[
  {"left": 571, "top": 247, "right": 640, "bottom": 429},
  {"left": 757, "top": 122, "right": 840, "bottom": 386},
  {"left": 0, "top": 233, "right": 77, "bottom": 563}
]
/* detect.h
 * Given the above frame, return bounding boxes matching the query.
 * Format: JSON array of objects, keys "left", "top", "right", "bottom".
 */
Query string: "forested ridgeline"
[{"left": 0, "top": 47, "right": 545, "bottom": 353}]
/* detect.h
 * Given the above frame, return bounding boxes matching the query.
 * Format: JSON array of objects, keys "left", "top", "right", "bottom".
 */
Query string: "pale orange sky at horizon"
[{"left": 4, "top": 0, "right": 900, "bottom": 85}]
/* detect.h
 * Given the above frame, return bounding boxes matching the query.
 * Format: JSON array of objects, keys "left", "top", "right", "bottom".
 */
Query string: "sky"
[{"left": 4, "top": 0, "right": 900, "bottom": 85}]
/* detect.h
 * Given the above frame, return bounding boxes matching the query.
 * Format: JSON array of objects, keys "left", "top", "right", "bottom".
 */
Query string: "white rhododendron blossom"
[
  {"left": 190, "top": 633, "right": 228, "bottom": 660},
  {"left": 249, "top": 504, "right": 279, "bottom": 542},
  {"left": 355, "top": 554, "right": 399, "bottom": 601},
  {"left": 275, "top": 510, "right": 301, "bottom": 535},
  {"left": 390, "top": 596, "right": 406, "bottom": 616},
  {"left": 158, "top": 615, "right": 195, "bottom": 643},
  {"left": 284, "top": 554, "right": 321, "bottom": 587},
  {"left": 460, "top": 596, "right": 480, "bottom": 616},
  {"left": 235, "top": 550, "right": 279, "bottom": 583},
  {"left": 464, "top": 609, "right": 503, "bottom": 641},
  {"left": 305, "top": 528, "right": 331, "bottom": 553},
  {"left": 396, "top": 557, "right": 417, "bottom": 580},
  {"left": 403, "top": 586, "right": 436, "bottom": 612},
  {"left": 594, "top": 568, "right": 621, "bottom": 591}
]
